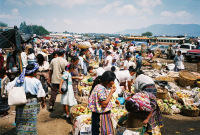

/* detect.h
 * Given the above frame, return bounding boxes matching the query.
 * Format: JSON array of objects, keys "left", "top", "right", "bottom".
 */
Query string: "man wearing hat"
[{"left": 94, "top": 44, "right": 103, "bottom": 62}]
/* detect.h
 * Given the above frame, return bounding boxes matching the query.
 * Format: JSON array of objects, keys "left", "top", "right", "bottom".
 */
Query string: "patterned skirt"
[
  {"left": 92, "top": 111, "right": 115, "bottom": 135},
  {"left": 0, "top": 97, "right": 10, "bottom": 113},
  {"left": 16, "top": 98, "right": 40, "bottom": 135}
]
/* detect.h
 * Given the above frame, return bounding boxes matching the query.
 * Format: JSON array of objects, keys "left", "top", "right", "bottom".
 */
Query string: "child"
[
  {"left": 136, "top": 53, "right": 143, "bottom": 71},
  {"left": 59, "top": 64, "right": 77, "bottom": 118},
  {"left": 0, "top": 68, "right": 10, "bottom": 117},
  {"left": 112, "top": 59, "right": 117, "bottom": 66}
]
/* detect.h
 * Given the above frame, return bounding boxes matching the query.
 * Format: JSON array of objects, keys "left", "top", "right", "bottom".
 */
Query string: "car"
[
  {"left": 147, "top": 44, "right": 158, "bottom": 52},
  {"left": 153, "top": 45, "right": 169, "bottom": 54},
  {"left": 179, "top": 43, "right": 196, "bottom": 55},
  {"left": 186, "top": 45, "right": 200, "bottom": 62}
]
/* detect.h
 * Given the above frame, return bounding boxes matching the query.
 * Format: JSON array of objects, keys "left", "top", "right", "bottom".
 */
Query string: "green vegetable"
[
  {"left": 163, "top": 99, "right": 168, "bottom": 103},
  {"left": 87, "top": 78, "right": 93, "bottom": 82}
]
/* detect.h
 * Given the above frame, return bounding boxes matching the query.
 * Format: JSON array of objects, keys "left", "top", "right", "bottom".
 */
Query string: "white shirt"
[
  {"left": 96, "top": 49, "right": 99, "bottom": 56},
  {"left": 135, "top": 74, "right": 155, "bottom": 93},
  {"left": 27, "top": 53, "right": 35, "bottom": 60},
  {"left": 115, "top": 70, "right": 132, "bottom": 83},
  {"left": 38, "top": 61, "right": 49, "bottom": 71},
  {"left": 105, "top": 55, "right": 112, "bottom": 66},
  {"left": 94, "top": 67, "right": 105, "bottom": 76},
  {"left": 124, "top": 60, "right": 136, "bottom": 69},
  {"left": 129, "top": 46, "right": 135, "bottom": 53},
  {"left": 78, "top": 56, "right": 84, "bottom": 69},
  {"left": 21, "top": 52, "right": 28, "bottom": 67}
]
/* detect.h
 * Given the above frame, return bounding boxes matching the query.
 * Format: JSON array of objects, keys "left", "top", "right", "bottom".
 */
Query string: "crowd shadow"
[
  {"left": 47, "top": 101, "right": 73, "bottom": 125},
  {"left": 0, "top": 127, "right": 16, "bottom": 135}
]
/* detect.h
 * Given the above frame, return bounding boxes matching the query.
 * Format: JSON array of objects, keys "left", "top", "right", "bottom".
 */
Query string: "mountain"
[{"left": 119, "top": 24, "right": 200, "bottom": 36}]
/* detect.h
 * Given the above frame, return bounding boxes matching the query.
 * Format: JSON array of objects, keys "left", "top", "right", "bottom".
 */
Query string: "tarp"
[{"left": 0, "top": 29, "right": 22, "bottom": 51}]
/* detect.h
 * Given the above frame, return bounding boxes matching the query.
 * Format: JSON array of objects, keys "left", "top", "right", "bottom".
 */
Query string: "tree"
[
  {"left": 0, "top": 22, "right": 8, "bottom": 27},
  {"left": 141, "top": 31, "right": 153, "bottom": 36},
  {"left": 19, "top": 21, "right": 50, "bottom": 36}
]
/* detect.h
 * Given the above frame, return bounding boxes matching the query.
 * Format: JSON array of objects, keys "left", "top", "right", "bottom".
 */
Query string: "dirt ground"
[
  {"left": 1, "top": 94, "right": 200, "bottom": 135},
  {"left": 1, "top": 57, "right": 200, "bottom": 135}
]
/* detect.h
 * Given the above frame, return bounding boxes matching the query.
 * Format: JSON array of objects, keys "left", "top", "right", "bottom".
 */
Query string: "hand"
[
  {"left": 111, "top": 85, "right": 116, "bottom": 93},
  {"left": 78, "top": 77, "right": 83, "bottom": 80},
  {"left": 143, "top": 119, "right": 149, "bottom": 124},
  {"left": 41, "top": 102, "right": 46, "bottom": 109},
  {"left": 59, "top": 89, "right": 63, "bottom": 94}
]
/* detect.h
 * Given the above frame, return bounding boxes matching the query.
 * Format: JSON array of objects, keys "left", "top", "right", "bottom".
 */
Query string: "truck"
[{"left": 185, "top": 46, "right": 200, "bottom": 62}]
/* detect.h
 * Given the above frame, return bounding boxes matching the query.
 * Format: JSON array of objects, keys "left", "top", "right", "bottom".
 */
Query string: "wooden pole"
[{"left": 18, "top": 52, "right": 23, "bottom": 73}]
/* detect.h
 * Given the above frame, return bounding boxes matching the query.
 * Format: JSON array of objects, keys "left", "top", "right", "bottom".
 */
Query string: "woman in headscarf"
[
  {"left": 116, "top": 92, "right": 163, "bottom": 135},
  {"left": 70, "top": 56, "right": 83, "bottom": 98},
  {"left": 6, "top": 63, "right": 46, "bottom": 134}
]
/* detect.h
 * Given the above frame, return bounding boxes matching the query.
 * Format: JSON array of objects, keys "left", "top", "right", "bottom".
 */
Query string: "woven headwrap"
[
  {"left": 17, "top": 63, "right": 39, "bottom": 84},
  {"left": 129, "top": 92, "right": 153, "bottom": 112}
]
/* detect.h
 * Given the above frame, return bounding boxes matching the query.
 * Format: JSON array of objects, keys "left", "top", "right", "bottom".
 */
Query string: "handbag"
[
  {"left": 61, "top": 79, "right": 68, "bottom": 93},
  {"left": 8, "top": 81, "right": 27, "bottom": 105}
]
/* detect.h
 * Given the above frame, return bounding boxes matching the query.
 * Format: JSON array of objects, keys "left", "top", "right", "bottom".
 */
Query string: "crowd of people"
[{"left": 0, "top": 41, "right": 167, "bottom": 135}]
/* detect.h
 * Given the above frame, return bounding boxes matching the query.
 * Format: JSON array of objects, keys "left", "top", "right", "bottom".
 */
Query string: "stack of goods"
[
  {"left": 179, "top": 70, "right": 197, "bottom": 87},
  {"left": 89, "top": 61, "right": 99, "bottom": 69},
  {"left": 157, "top": 98, "right": 182, "bottom": 115},
  {"left": 142, "top": 60, "right": 151, "bottom": 66},
  {"left": 111, "top": 107, "right": 127, "bottom": 119},
  {"left": 151, "top": 63, "right": 162, "bottom": 70},
  {"left": 154, "top": 49, "right": 162, "bottom": 58},
  {"left": 155, "top": 76, "right": 174, "bottom": 82}
]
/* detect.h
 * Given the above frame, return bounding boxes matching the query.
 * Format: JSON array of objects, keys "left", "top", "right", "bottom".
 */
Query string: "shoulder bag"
[{"left": 8, "top": 80, "right": 27, "bottom": 105}]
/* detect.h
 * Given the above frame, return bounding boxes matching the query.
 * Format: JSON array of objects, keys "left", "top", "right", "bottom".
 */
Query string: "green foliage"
[
  {"left": 19, "top": 21, "right": 50, "bottom": 36},
  {"left": 141, "top": 31, "right": 153, "bottom": 36},
  {"left": 0, "top": 22, "right": 8, "bottom": 27}
]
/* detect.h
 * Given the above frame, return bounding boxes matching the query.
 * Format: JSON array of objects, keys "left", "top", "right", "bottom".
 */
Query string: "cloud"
[
  {"left": 136, "top": 0, "right": 162, "bottom": 8},
  {"left": 5, "top": 0, "right": 23, "bottom": 6},
  {"left": 99, "top": 1, "right": 121, "bottom": 14},
  {"left": 0, "top": 8, "right": 21, "bottom": 19},
  {"left": 161, "top": 10, "right": 191, "bottom": 18},
  {"left": 64, "top": 19, "right": 73, "bottom": 25},
  {"left": 115, "top": 4, "right": 138, "bottom": 15},
  {"left": 5, "top": 0, "right": 97, "bottom": 8}
]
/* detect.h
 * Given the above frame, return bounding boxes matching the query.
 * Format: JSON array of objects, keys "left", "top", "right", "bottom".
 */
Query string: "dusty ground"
[{"left": 0, "top": 58, "right": 200, "bottom": 135}]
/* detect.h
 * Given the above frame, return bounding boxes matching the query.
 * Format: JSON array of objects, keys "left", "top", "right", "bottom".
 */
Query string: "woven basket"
[
  {"left": 77, "top": 96, "right": 88, "bottom": 105},
  {"left": 87, "top": 82, "right": 93, "bottom": 86},
  {"left": 70, "top": 104, "right": 88, "bottom": 123},
  {"left": 182, "top": 108, "right": 199, "bottom": 117},
  {"left": 156, "top": 90, "right": 168, "bottom": 99},
  {"left": 179, "top": 71, "right": 197, "bottom": 87},
  {"left": 151, "top": 63, "right": 161, "bottom": 70}
]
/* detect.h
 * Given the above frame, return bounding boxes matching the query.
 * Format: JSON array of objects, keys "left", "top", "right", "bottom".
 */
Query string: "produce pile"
[{"left": 157, "top": 98, "right": 182, "bottom": 115}]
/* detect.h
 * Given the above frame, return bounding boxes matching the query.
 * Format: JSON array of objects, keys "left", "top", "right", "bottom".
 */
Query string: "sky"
[{"left": 0, "top": 0, "right": 200, "bottom": 33}]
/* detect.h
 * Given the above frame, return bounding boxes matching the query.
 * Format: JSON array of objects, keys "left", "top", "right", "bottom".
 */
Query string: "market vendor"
[
  {"left": 70, "top": 56, "right": 83, "bottom": 98},
  {"left": 116, "top": 92, "right": 163, "bottom": 135},
  {"left": 123, "top": 56, "right": 136, "bottom": 70},
  {"left": 134, "top": 70, "right": 157, "bottom": 96},
  {"left": 173, "top": 50, "right": 184, "bottom": 72},
  {"left": 93, "top": 63, "right": 105, "bottom": 76},
  {"left": 111, "top": 66, "right": 136, "bottom": 93},
  {"left": 88, "top": 71, "right": 116, "bottom": 135}
]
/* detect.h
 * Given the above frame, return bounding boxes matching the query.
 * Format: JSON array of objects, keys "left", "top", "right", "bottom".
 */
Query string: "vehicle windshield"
[
  {"left": 196, "top": 46, "right": 200, "bottom": 49},
  {"left": 180, "top": 45, "right": 190, "bottom": 49}
]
